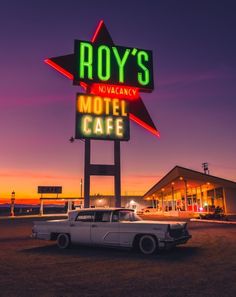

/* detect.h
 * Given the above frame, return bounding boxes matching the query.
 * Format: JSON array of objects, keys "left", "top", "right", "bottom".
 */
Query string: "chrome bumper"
[
  {"left": 31, "top": 232, "right": 51, "bottom": 240},
  {"left": 160, "top": 235, "right": 192, "bottom": 248}
]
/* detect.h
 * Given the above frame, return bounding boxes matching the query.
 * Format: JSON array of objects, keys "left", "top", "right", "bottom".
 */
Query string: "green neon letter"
[
  {"left": 112, "top": 47, "right": 130, "bottom": 83},
  {"left": 137, "top": 51, "right": 150, "bottom": 86},
  {"left": 97, "top": 45, "right": 111, "bottom": 81},
  {"left": 79, "top": 42, "right": 93, "bottom": 79}
]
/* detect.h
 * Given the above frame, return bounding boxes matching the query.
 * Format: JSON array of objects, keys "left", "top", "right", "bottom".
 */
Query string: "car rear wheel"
[
  {"left": 138, "top": 235, "right": 157, "bottom": 255},
  {"left": 57, "top": 233, "right": 70, "bottom": 249}
]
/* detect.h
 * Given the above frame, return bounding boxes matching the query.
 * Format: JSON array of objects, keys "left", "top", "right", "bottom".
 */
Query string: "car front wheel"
[
  {"left": 57, "top": 233, "right": 70, "bottom": 249},
  {"left": 138, "top": 235, "right": 157, "bottom": 255}
]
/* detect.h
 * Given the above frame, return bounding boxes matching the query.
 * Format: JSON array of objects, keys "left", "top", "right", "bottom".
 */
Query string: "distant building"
[
  {"left": 89, "top": 195, "right": 151, "bottom": 212},
  {"left": 143, "top": 166, "right": 236, "bottom": 214}
]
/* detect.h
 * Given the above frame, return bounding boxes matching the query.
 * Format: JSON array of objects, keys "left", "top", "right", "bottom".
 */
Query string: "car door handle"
[
  {"left": 91, "top": 224, "right": 97, "bottom": 228},
  {"left": 70, "top": 223, "right": 75, "bottom": 227}
]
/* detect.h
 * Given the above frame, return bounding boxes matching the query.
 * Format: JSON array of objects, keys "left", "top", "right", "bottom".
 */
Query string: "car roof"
[{"left": 76, "top": 208, "right": 133, "bottom": 212}]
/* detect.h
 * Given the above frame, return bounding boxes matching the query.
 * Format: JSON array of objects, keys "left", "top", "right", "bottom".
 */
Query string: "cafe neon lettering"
[{"left": 81, "top": 116, "right": 124, "bottom": 137}]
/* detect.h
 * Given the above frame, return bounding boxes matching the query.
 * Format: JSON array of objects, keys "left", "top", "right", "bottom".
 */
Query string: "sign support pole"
[
  {"left": 83, "top": 139, "right": 121, "bottom": 208},
  {"left": 114, "top": 140, "right": 121, "bottom": 207},
  {"left": 45, "top": 21, "right": 158, "bottom": 210},
  {"left": 84, "top": 139, "right": 91, "bottom": 208}
]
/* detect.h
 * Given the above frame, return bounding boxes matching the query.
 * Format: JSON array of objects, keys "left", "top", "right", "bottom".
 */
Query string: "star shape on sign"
[{"left": 44, "top": 20, "right": 160, "bottom": 138}]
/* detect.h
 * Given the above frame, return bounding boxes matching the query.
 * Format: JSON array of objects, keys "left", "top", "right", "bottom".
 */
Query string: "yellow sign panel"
[{"left": 75, "top": 94, "right": 130, "bottom": 141}]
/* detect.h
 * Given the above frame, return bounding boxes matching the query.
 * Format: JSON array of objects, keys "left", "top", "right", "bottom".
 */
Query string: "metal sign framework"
[
  {"left": 84, "top": 139, "right": 121, "bottom": 208},
  {"left": 44, "top": 20, "right": 159, "bottom": 208}
]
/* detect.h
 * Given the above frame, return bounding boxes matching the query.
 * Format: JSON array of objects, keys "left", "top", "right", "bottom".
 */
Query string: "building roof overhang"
[{"left": 143, "top": 166, "right": 236, "bottom": 199}]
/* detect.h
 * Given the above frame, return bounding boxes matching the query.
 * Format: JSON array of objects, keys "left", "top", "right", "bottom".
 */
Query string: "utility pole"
[
  {"left": 80, "top": 178, "right": 83, "bottom": 199},
  {"left": 202, "top": 162, "right": 209, "bottom": 175}
]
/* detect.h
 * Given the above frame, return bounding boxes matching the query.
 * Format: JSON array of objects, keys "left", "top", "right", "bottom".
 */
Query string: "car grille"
[{"left": 169, "top": 228, "right": 185, "bottom": 239}]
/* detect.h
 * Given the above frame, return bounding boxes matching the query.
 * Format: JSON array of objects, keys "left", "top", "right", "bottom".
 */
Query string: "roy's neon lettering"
[{"left": 75, "top": 40, "right": 153, "bottom": 91}]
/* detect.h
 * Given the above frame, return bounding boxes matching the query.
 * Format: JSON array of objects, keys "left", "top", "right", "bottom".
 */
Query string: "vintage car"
[{"left": 32, "top": 208, "right": 191, "bottom": 255}]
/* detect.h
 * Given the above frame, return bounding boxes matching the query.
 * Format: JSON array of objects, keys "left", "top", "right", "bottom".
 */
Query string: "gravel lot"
[{"left": 0, "top": 216, "right": 236, "bottom": 297}]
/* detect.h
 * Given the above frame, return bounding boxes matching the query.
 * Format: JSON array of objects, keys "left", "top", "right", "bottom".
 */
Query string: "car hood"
[{"left": 126, "top": 220, "right": 187, "bottom": 228}]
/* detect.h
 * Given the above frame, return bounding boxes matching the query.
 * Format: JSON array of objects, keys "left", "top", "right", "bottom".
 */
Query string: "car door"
[
  {"left": 117, "top": 210, "right": 138, "bottom": 248},
  {"left": 91, "top": 211, "right": 120, "bottom": 246},
  {"left": 70, "top": 211, "right": 94, "bottom": 244}
]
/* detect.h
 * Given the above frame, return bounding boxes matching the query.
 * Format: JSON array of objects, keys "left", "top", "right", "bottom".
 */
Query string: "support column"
[
  {"left": 40, "top": 199, "right": 44, "bottom": 216},
  {"left": 195, "top": 187, "right": 199, "bottom": 212},
  {"left": 152, "top": 197, "right": 155, "bottom": 208},
  {"left": 114, "top": 140, "right": 121, "bottom": 207},
  {"left": 171, "top": 185, "right": 175, "bottom": 211},
  {"left": 84, "top": 139, "right": 91, "bottom": 208},
  {"left": 200, "top": 185, "right": 203, "bottom": 209},
  {"left": 191, "top": 188, "right": 194, "bottom": 212},
  {"left": 213, "top": 187, "right": 216, "bottom": 208},
  {"left": 161, "top": 191, "right": 164, "bottom": 213},
  {"left": 184, "top": 180, "right": 188, "bottom": 211},
  {"left": 222, "top": 187, "right": 227, "bottom": 214},
  {"left": 67, "top": 200, "right": 72, "bottom": 213}
]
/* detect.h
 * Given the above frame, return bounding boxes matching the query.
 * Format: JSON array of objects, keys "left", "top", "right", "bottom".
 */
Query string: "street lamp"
[{"left": 11, "top": 191, "right": 15, "bottom": 217}]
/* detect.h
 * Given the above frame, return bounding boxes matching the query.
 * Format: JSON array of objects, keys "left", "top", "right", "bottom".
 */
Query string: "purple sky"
[{"left": 0, "top": 0, "right": 236, "bottom": 198}]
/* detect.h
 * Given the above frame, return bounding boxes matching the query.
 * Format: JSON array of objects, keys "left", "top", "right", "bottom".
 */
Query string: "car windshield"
[{"left": 118, "top": 210, "right": 142, "bottom": 222}]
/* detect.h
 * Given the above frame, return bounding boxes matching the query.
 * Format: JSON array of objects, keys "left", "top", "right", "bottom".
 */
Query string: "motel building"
[{"left": 143, "top": 166, "right": 236, "bottom": 214}]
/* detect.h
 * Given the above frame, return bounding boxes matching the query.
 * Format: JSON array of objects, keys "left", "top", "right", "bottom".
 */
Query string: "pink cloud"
[
  {"left": 0, "top": 169, "right": 79, "bottom": 180},
  {"left": 158, "top": 69, "right": 227, "bottom": 88}
]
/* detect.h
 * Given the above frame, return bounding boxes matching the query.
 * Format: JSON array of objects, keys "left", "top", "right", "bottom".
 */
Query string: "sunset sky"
[{"left": 0, "top": 0, "right": 236, "bottom": 201}]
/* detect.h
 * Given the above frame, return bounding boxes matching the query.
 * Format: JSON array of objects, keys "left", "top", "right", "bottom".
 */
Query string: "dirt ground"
[{"left": 0, "top": 216, "right": 236, "bottom": 297}]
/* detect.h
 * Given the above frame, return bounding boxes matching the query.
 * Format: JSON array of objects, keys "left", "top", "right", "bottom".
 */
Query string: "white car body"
[
  {"left": 32, "top": 208, "right": 191, "bottom": 254},
  {"left": 139, "top": 206, "right": 158, "bottom": 214}
]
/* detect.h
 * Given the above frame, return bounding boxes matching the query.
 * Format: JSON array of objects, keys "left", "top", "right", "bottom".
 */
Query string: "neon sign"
[
  {"left": 76, "top": 94, "right": 130, "bottom": 141},
  {"left": 74, "top": 41, "right": 153, "bottom": 91},
  {"left": 44, "top": 20, "right": 160, "bottom": 138},
  {"left": 90, "top": 83, "right": 139, "bottom": 100}
]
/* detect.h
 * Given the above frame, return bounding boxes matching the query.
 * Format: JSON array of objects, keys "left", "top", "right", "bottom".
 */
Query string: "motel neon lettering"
[{"left": 77, "top": 95, "right": 128, "bottom": 116}]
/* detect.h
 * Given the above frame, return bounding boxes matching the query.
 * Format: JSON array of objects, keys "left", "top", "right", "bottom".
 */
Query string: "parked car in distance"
[
  {"left": 138, "top": 206, "right": 158, "bottom": 214},
  {"left": 32, "top": 208, "right": 191, "bottom": 255}
]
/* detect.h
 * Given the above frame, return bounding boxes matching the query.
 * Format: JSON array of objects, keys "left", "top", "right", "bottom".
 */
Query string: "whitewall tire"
[
  {"left": 57, "top": 233, "right": 70, "bottom": 249},
  {"left": 139, "top": 235, "right": 157, "bottom": 255}
]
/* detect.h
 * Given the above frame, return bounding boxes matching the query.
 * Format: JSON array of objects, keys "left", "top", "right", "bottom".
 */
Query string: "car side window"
[
  {"left": 119, "top": 211, "right": 132, "bottom": 221},
  {"left": 112, "top": 212, "right": 119, "bottom": 222},
  {"left": 94, "top": 211, "right": 111, "bottom": 222},
  {"left": 76, "top": 211, "right": 94, "bottom": 222}
]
